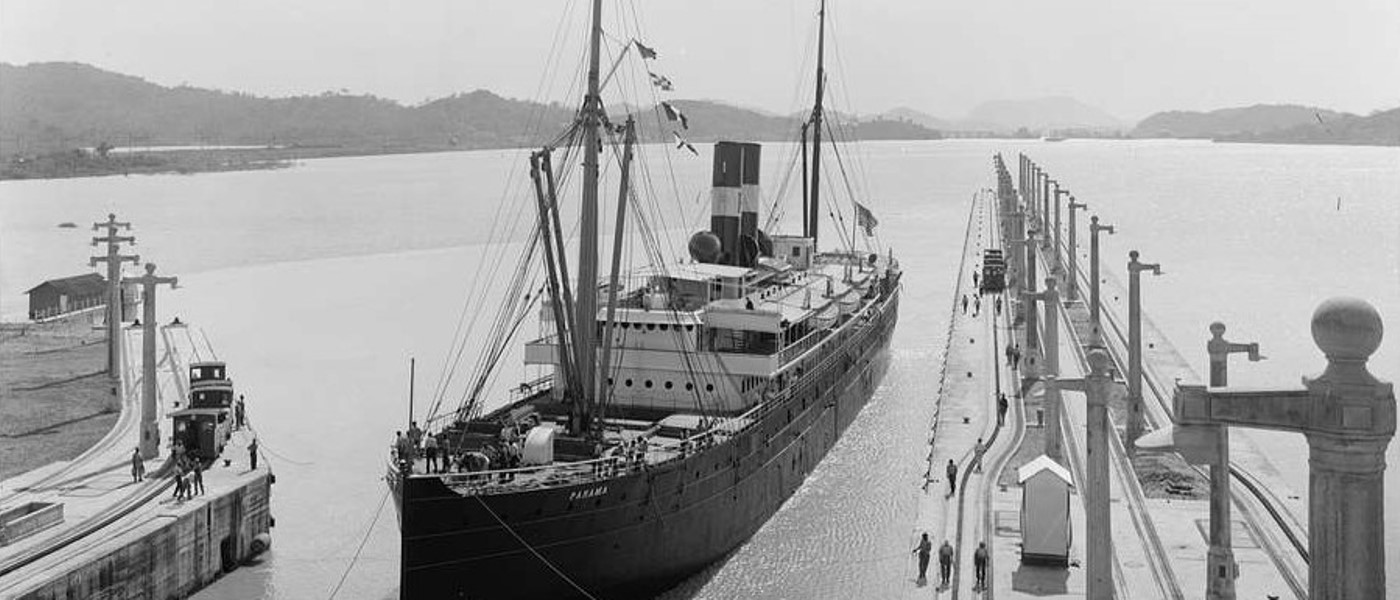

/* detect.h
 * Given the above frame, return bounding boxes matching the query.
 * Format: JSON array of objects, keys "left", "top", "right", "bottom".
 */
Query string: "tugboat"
[
  {"left": 388, "top": 1, "right": 901, "bottom": 598},
  {"left": 170, "top": 361, "right": 236, "bottom": 460}
]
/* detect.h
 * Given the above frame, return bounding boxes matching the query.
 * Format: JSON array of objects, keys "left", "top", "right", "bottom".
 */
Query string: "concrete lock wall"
[{"left": 18, "top": 475, "right": 270, "bottom": 600}]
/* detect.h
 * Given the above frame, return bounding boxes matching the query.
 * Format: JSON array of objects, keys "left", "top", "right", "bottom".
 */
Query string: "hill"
[
  {"left": 965, "top": 97, "right": 1123, "bottom": 131},
  {"left": 1131, "top": 104, "right": 1352, "bottom": 139},
  {"left": 880, "top": 107, "right": 952, "bottom": 131},
  {"left": 0, "top": 62, "right": 941, "bottom": 178},
  {"left": 1217, "top": 107, "right": 1400, "bottom": 146}
]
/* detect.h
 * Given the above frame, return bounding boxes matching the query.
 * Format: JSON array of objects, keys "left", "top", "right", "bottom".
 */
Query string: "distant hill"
[
  {"left": 880, "top": 107, "right": 952, "bottom": 131},
  {"left": 1131, "top": 104, "right": 1352, "bottom": 139},
  {"left": 0, "top": 62, "right": 940, "bottom": 163},
  {"left": 965, "top": 97, "right": 1123, "bottom": 131},
  {"left": 1216, "top": 107, "right": 1400, "bottom": 146}
]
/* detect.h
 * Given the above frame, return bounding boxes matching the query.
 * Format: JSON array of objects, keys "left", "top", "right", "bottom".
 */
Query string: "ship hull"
[{"left": 396, "top": 289, "right": 899, "bottom": 599}]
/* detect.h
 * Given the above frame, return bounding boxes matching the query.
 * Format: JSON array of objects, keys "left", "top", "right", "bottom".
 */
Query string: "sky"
[{"left": 1, "top": 0, "right": 1398, "bottom": 122}]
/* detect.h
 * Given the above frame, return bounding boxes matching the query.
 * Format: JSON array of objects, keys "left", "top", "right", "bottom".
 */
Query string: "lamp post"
[
  {"left": 1172, "top": 298, "right": 1393, "bottom": 599},
  {"left": 1127, "top": 250, "right": 1163, "bottom": 444},
  {"left": 1053, "top": 183, "right": 1067, "bottom": 271},
  {"left": 1066, "top": 196, "right": 1087, "bottom": 302},
  {"left": 131, "top": 263, "right": 178, "bottom": 459},
  {"left": 1049, "top": 349, "right": 1125, "bottom": 600},
  {"left": 1040, "top": 172, "right": 1053, "bottom": 250},
  {"left": 1088, "top": 216, "right": 1115, "bottom": 344},
  {"left": 1024, "top": 229, "right": 1039, "bottom": 351}
]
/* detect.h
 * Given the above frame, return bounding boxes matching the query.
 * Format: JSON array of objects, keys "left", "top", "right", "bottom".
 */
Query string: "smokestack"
[
  {"left": 710, "top": 141, "right": 743, "bottom": 266},
  {"left": 738, "top": 142, "right": 761, "bottom": 268}
]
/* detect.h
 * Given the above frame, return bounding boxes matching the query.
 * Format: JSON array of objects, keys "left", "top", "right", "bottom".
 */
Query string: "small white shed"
[{"left": 1018, "top": 454, "right": 1073, "bottom": 565}]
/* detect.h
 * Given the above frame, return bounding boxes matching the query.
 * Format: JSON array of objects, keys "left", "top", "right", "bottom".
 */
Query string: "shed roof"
[
  {"left": 26, "top": 273, "right": 106, "bottom": 296},
  {"left": 1018, "top": 455, "right": 1074, "bottom": 485}
]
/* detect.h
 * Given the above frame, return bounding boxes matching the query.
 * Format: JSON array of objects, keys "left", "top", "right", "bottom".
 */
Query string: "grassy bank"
[{"left": 0, "top": 321, "right": 118, "bottom": 480}]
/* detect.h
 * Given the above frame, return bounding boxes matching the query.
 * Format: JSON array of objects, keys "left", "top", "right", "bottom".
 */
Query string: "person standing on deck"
[
  {"left": 912, "top": 532, "right": 932, "bottom": 584},
  {"left": 973, "top": 542, "right": 989, "bottom": 590},
  {"left": 235, "top": 394, "right": 246, "bottom": 429},
  {"left": 424, "top": 433, "right": 440, "bottom": 473},
  {"left": 946, "top": 459, "right": 959, "bottom": 496},
  {"left": 408, "top": 421, "right": 423, "bottom": 454},
  {"left": 997, "top": 393, "right": 1008, "bottom": 427},
  {"left": 938, "top": 539, "right": 954, "bottom": 587},
  {"left": 249, "top": 437, "right": 259, "bottom": 471},
  {"left": 130, "top": 447, "right": 144, "bottom": 483}
]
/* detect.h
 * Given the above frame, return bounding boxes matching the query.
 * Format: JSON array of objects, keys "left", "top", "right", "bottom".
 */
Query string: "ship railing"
[{"left": 508, "top": 374, "right": 553, "bottom": 402}]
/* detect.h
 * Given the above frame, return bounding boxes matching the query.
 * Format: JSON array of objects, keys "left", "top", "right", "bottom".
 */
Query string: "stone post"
[
  {"left": 132, "top": 263, "right": 178, "bottom": 459},
  {"left": 1088, "top": 216, "right": 1115, "bottom": 345},
  {"left": 1066, "top": 196, "right": 1087, "bottom": 302},
  {"left": 89, "top": 214, "right": 138, "bottom": 379},
  {"left": 1050, "top": 349, "right": 1124, "bottom": 600},
  {"left": 1127, "top": 250, "right": 1162, "bottom": 444},
  {"left": 1173, "top": 298, "right": 1394, "bottom": 599}
]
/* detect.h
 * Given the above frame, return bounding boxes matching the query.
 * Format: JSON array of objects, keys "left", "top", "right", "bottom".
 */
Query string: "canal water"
[{"left": 1, "top": 140, "right": 1396, "bottom": 598}]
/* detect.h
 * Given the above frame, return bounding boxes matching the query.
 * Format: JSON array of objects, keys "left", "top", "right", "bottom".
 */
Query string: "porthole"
[
  {"left": 685, "top": 382, "right": 694, "bottom": 391},
  {"left": 660, "top": 324, "right": 669, "bottom": 331},
  {"left": 645, "top": 380, "right": 653, "bottom": 388},
  {"left": 664, "top": 381, "right": 674, "bottom": 390},
  {"left": 706, "top": 383, "right": 715, "bottom": 392},
  {"left": 646, "top": 323, "right": 656, "bottom": 331},
  {"left": 686, "top": 325, "right": 695, "bottom": 331},
  {"left": 625, "top": 379, "right": 633, "bottom": 387}
]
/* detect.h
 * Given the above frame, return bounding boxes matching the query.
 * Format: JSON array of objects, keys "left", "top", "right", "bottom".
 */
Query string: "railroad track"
[{"left": 1053, "top": 232, "right": 1310, "bottom": 598}]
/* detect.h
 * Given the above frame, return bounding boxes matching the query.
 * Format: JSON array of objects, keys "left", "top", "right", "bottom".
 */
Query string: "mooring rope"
[
  {"left": 474, "top": 495, "right": 602, "bottom": 600},
  {"left": 326, "top": 488, "right": 391, "bottom": 600}
]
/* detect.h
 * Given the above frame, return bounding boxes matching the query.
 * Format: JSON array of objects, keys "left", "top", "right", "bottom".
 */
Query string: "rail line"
[{"left": 1053, "top": 229, "right": 1310, "bottom": 597}]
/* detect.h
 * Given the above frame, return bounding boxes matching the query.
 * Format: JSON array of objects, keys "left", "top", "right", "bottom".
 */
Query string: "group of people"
[
  {"left": 169, "top": 447, "right": 206, "bottom": 501},
  {"left": 913, "top": 533, "right": 989, "bottom": 590},
  {"left": 1004, "top": 343, "right": 1023, "bottom": 369},
  {"left": 393, "top": 419, "right": 529, "bottom": 479},
  {"left": 960, "top": 294, "right": 983, "bottom": 317}
]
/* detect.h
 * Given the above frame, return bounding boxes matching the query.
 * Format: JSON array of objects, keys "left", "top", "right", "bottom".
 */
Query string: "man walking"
[
  {"left": 961, "top": 295, "right": 969, "bottom": 314},
  {"left": 192, "top": 461, "right": 205, "bottom": 495},
  {"left": 938, "top": 539, "right": 954, "bottom": 587},
  {"left": 995, "top": 296, "right": 1002, "bottom": 316},
  {"left": 997, "top": 393, "right": 1009, "bottom": 427},
  {"left": 1005, "top": 343, "right": 1015, "bottom": 367},
  {"left": 130, "top": 447, "right": 145, "bottom": 483},
  {"left": 973, "top": 542, "right": 989, "bottom": 590},
  {"left": 946, "top": 459, "right": 959, "bottom": 497},
  {"left": 973, "top": 438, "right": 986, "bottom": 474},
  {"left": 913, "top": 532, "right": 932, "bottom": 584}
]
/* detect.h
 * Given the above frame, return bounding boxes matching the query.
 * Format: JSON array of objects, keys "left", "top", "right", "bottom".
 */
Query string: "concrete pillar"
[
  {"left": 1053, "top": 184, "right": 1066, "bottom": 271},
  {"left": 1126, "top": 250, "right": 1162, "bottom": 444},
  {"left": 1067, "top": 196, "right": 1087, "bottom": 302},
  {"left": 133, "top": 263, "right": 178, "bottom": 459},
  {"left": 89, "top": 214, "right": 138, "bottom": 379},
  {"left": 1051, "top": 349, "right": 1122, "bottom": 600},
  {"left": 1026, "top": 278, "right": 1061, "bottom": 460},
  {"left": 1172, "top": 298, "right": 1394, "bottom": 600},
  {"left": 1024, "top": 229, "right": 1039, "bottom": 351},
  {"left": 1088, "top": 216, "right": 1115, "bottom": 345}
]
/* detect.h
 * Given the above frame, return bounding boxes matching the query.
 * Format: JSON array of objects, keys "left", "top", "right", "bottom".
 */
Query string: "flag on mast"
[
  {"left": 648, "top": 72, "right": 674, "bottom": 91},
  {"left": 672, "top": 132, "right": 697, "bottom": 156},
  {"left": 854, "top": 201, "right": 879, "bottom": 235},
  {"left": 661, "top": 102, "right": 689, "bottom": 129},
  {"left": 634, "top": 40, "right": 658, "bottom": 59}
]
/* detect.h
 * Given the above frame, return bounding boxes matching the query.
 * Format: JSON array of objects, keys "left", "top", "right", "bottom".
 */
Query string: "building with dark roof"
[{"left": 26, "top": 273, "right": 107, "bottom": 321}]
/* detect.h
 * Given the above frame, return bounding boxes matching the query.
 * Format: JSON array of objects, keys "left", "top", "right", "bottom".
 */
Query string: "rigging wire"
[{"left": 474, "top": 496, "right": 602, "bottom": 600}]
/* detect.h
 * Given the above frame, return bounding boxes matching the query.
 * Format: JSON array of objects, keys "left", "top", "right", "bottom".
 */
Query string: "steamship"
[{"left": 387, "top": 1, "right": 901, "bottom": 598}]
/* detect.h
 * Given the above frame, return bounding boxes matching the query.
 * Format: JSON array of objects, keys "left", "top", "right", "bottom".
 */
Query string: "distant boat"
[
  {"left": 57, "top": 222, "right": 77, "bottom": 228},
  {"left": 1043, "top": 136, "right": 1066, "bottom": 142}
]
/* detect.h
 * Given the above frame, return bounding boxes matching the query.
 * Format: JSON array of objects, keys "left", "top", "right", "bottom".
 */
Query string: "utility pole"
[
  {"left": 1052, "top": 183, "right": 1067, "bottom": 271},
  {"left": 90, "top": 214, "right": 139, "bottom": 379},
  {"left": 1127, "top": 250, "right": 1163, "bottom": 444},
  {"left": 1202, "top": 323, "right": 1260, "bottom": 599},
  {"left": 1040, "top": 172, "right": 1052, "bottom": 251},
  {"left": 1024, "top": 229, "right": 1040, "bottom": 352},
  {"left": 1050, "top": 349, "right": 1126, "bottom": 600},
  {"left": 131, "top": 263, "right": 178, "bottom": 459},
  {"left": 1066, "top": 196, "right": 1087, "bottom": 302},
  {"left": 1088, "top": 216, "right": 1115, "bottom": 345}
]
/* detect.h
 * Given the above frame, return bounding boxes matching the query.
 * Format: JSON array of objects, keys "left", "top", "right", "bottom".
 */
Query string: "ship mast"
[
  {"left": 572, "top": 0, "right": 605, "bottom": 436},
  {"left": 806, "top": 0, "right": 827, "bottom": 248}
]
